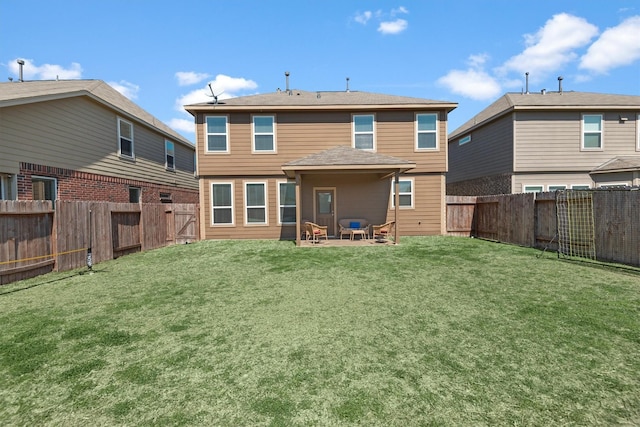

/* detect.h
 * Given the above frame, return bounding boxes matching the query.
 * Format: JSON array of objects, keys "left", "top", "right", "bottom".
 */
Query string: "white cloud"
[
  {"left": 175, "top": 71, "right": 211, "bottom": 86},
  {"left": 497, "top": 13, "right": 598, "bottom": 80},
  {"left": 8, "top": 58, "right": 82, "bottom": 80},
  {"left": 378, "top": 19, "right": 408, "bottom": 35},
  {"left": 107, "top": 80, "right": 140, "bottom": 100},
  {"left": 579, "top": 16, "right": 640, "bottom": 74},
  {"left": 174, "top": 74, "right": 258, "bottom": 111},
  {"left": 167, "top": 118, "right": 195, "bottom": 134},
  {"left": 391, "top": 6, "right": 408, "bottom": 16},
  {"left": 354, "top": 11, "right": 372, "bottom": 25},
  {"left": 437, "top": 68, "right": 502, "bottom": 101}
]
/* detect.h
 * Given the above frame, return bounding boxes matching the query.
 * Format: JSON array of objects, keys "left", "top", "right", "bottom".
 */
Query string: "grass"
[{"left": 0, "top": 236, "right": 639, "bottom": 426}]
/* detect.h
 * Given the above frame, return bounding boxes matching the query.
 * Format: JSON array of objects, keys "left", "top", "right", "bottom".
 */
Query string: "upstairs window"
[
  {"left": 416, "top": 113, "right": 438, "bottom": 150},
  {"left": 582, "top": 114, "right": 603, "bottom": 150},
  {"left": 206, "top": 116, "right": 229, "bottom": 153},
  {"left": 253, "top": 116, "right": 276, "bottom": 152},
  {"left": 165, "top": 141, "right": 175, "bottom": 170},
  {"left": 118, "top": 118, "right": 134, "bottom": 158},
  {"left": 353, "top": 114, "right": 375, "bottom": 150}
]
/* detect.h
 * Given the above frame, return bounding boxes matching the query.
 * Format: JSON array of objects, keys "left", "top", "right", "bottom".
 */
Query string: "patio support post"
[
  {"left": 295, "top": 172, "right": 301, "bottom": 247},
  {"left": 394, "top": 171, "right": 399, "bottom": 244}
]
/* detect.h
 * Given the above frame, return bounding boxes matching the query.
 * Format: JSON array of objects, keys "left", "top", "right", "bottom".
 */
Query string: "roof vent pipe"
[
  {"left": 525, "top": 72, "right": 529, "bottom": 94},
  {"left": 17, "top": 59, "right": 25, "bottom": 82},
  {"left": 558, "top": 76, "right": 563, "bottom": 94},
  {"left": 541, "top": 89, "right": 546, "bottom": 95},
  {"left": 285, "top": 71, "right": 290, "bottom": 95},
  {"left": 346, "top": 77, "right": 350, "bottom": 93}
]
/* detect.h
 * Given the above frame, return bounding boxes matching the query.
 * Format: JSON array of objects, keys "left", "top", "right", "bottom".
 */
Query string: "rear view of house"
[
  {"left": 185, "top": 84, "right": 456, "bottom": 245},
  {"left": 447, "top": 89, "right": 640, "bottom": 195},
  {"left": 0, "top": 79, "right": 198, "bottom": 204}
]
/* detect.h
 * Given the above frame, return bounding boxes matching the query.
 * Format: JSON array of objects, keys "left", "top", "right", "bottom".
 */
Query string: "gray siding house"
[
  {"left": 447, "top": 91, "right": 640, "bottom": 195},
  {"left": 0, "top": 80, "right": 198, "bottom": 204}
]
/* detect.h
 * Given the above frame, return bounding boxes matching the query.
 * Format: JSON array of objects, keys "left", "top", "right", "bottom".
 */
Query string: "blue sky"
[{"left": 2, "top": 0, "right": 639, "bottom": 142}]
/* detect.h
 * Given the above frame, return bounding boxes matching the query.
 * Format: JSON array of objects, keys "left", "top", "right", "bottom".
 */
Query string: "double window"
[
  {"left": 416, "top": 113, "right": 438, "bottom": 150},
  {"left": 353, "top": 114, "right": 375, "bottom": 150},
  {"left": 278, "top": 182, "right": 296, "bottom": 224},
  {"left": 165, "top": 141, "right": 175, "bottom": 170},
  {"left": 211, "top": 182, "right": 234, "bottom": 225},
  {"left": 582, "top": 114, "right": 603, "bottom": 150},
  {"left": 391, "top": 178, "right": 414, "bottom": 208},
  {"left": 253, "top": 116, "right": 276, "bottom": 152},
  {"left": 118, "top": 118, "right": 134, "bottom": 158},
  {"left": 245, "top": 182, "right": 267, "bottom": 224},
  {"left": 206, "top": 116, "right": 229, "bottom": 153}
]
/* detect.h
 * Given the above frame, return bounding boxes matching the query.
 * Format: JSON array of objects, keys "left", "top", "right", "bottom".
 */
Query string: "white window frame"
[
  {"left": 165, "top": 140, "right": 175, "bottom": 170},
  {"left": 637, "top": 114, "right": 640, "bottom": 151},
  {"left": 244, "top": 181, "right": 267, "bottom": 225},
  {"left": 581, "top": 113, "right": 603, "bottom": 151},
  {"left": 571, "top": 184, "right": 591, "bottom": 190},
  {"left": 547, "top": 185, "right": 567, "bottom": 192},
  {"left": 31, "top": 175, "right": 57, "bottom": 202},
  {"left": 277, "top": 180, "right": 296, "bottom": 225},
  {"left": 458, "top": 135, "right": 471, "bottom": 146},
  {"left": 352, "top": 114, "right": 375, "bottom": 151},
  {"left": 210, "top": 181, "right": 234, "bottom": 226},
  {"left": 523, "top": 185, "right": 543, "bottom": 193},
  {"left": 117, "top": 118, "right": 134, "bottom": 159},
  {"left": 252, "top": 115, "right": 276, "bottom": 153},
  {"left": 205, "top": 115, "right": 229, "bottom": 153},
  {"left": 415, "top": 113, "right": 438, "bottom": 151},
  {"left": 390, "top": 177, "right": 414, "bottom": 209}
]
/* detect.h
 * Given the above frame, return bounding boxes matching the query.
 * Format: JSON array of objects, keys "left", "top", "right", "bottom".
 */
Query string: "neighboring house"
[
  {"left": 0, "top": 80, "right": 198, "bottom": 204},
  {"left": 185, "top": 88, "right": 457, "bottom": 244},
  {"left": 447, "top": 90, "right": 640, "bottom": 195}
]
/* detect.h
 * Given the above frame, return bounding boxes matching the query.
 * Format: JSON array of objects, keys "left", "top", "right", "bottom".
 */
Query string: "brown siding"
[
  {"left": 447, "top": 114, "right": 513, "bottom": 183},
  {"left": 514, "top": 111, "right": 639, "bottom": 172},
  {"left": 0, "top": 97, "right": 197, "bottom": 190}
]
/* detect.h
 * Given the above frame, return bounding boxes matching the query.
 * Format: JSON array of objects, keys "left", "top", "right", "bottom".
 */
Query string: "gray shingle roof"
[
  {"left": 0, "top": 80, "right": 193, "bottom": 148},
  {"left": 591, "top": 156, "right": 640, "bottom": 173},
  {"left": 283, "top": 146, "right": 415, "bottom": 167},
  {"left": 449, "top": 91, "right": 640, "bottom": 139},
  {"left": 186, "top": 89, "right": 456, "bottom": 111}
]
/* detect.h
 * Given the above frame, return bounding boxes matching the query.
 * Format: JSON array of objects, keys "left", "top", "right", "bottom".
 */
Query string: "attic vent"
[{"left": 316, "top": 92, "right": 321, "bottom": 99}]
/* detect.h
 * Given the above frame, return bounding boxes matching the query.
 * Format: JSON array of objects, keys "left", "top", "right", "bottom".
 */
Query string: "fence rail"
[
  {"left": 447, "top": 190, "right": 640, "bottom": 268},
  {"left": 1, "top": 201, "right": 199, "bottom": 285}
]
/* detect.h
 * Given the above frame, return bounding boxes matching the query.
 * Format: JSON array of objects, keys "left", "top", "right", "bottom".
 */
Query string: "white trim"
[
  {"left": 117, "top": 117, "right": 135, "bottom": 159},
  {"left": 252, "top": 115, "right": 276, "bottom": 153},
  {"left": 277, "top": 180, "right": 296, "bottom": 225},
  {"left": 244, "top": 181, "right": 268, "bottom": 225},
  {"left": 31, "top": 175, "right": 57, "bottom": 202},
  {"left": 581, "top": 113, "right": 603, "bottom": 151},
  {"left": 205, "top": 115, "right": 230, "bottom": 153},
  {"left": 415, "top": 113, "right": 438, "bottom": 151},
  {"left": 570, "top": 184, "right": 591, "bottom": 190},
  {"left": 391, "top": 177, "right": 415, "bottom": 209},
  {"left": 596, "top": 182, "right": 629, "bottom": 188},
  {"left": 352, "top": 113, "right": 376, "bottom": 151},
  {"left": 523, "top": 185, "right": 543, "bottom": 193},
  {"left": 165, "top": 140, "right": 175, "bottom": 171},
  {"left": 210, "top": 181, "right": 234, "bottom": 226},
  {"left": 547, "top": 184, "right": 567, "bottom": 192},
  {"left": 637, "top": 114, "right": 640, "bottom": 152}
]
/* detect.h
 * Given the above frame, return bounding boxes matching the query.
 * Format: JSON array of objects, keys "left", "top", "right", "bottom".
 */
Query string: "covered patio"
[{"left": 282, "top": 146, "right": 415, "bottom": 247}]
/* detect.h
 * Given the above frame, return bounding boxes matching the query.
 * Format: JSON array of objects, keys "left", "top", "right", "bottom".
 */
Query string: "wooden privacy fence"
[
  {"left": 1, "top": 201, "right": 199, "bottom": 285},
  {"left": 447, "top": 190, "right": 640, "bottom": 267}
]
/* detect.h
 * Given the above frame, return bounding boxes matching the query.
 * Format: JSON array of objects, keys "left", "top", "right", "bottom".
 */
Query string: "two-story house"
[
  {"left": 0, "top": 79, "right": 198, "bottom": 204},
  {"left": 185, "top": 88, "right": 456, "bottom": 245},
  {"left": 447, "top": 90, "right": 640, "bottom": 195}
]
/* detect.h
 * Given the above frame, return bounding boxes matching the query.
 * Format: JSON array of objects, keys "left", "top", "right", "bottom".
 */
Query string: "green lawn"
[{"left": 1, "top": 236, "right": 639, "bottom": 426}]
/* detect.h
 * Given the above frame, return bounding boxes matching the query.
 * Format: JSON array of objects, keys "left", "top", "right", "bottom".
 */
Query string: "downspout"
[
  {"left": 295, "top": 172, "right": 301, "bottom": 246},
  {"left": 394, "top": 171, "right": 400, "bottom": 244}
]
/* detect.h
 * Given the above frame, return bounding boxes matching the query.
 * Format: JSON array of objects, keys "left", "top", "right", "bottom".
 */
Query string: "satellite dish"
[{"left": 206, "top": 83, "right": 224, "bottom": 104}]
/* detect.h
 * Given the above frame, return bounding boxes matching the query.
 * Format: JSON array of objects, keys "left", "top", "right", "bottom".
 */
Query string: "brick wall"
[
  {"left": 446, "top": 173, "right": 512, "bottom": 196},
  {"left": 18, "top": 162, "right": 198, "bottom": 204}
]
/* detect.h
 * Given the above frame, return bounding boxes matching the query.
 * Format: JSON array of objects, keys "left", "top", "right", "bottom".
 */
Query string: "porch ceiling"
[{"left": 282, "top": 145, "right": 416, "bottom": 178}]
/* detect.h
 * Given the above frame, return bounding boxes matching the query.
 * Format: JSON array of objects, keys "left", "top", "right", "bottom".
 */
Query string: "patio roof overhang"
[{"left": 281, "top": 146, "right": 416, "bottom": 178}]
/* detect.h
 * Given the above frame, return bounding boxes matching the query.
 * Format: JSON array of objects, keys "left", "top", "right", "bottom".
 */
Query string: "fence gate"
[{"left": 174, "top": 209, "right": 198, "bottom": 244}]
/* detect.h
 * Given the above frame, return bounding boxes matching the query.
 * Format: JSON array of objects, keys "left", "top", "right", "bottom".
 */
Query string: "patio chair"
[
  {"left": 300, "top": 219, "right": 311, "bottom": 241},
  {"left": 372, "top": 221, "right": 395, "bottom": 240},
  {"left": 306, "top": 221, "right": 328, "bottom": 243}
]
